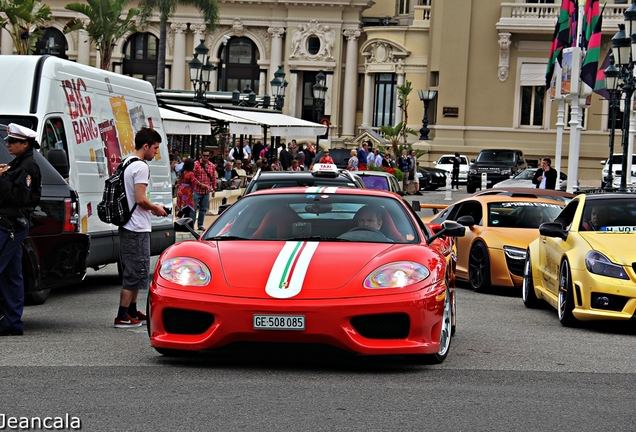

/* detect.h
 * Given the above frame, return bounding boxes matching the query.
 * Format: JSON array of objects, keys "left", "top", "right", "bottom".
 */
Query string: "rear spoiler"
[{"left": 411, "top": 201, "right": 448, "bottom": 214}]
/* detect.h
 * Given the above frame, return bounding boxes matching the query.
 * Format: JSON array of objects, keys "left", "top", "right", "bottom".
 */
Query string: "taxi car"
[
  {"left": 427, "top": 193, "right": 564, "bottom": 292},
  {"left": 148, "top": 187, "right": 465, "bottom": 363},
  {"left": 523, "top": 193, "right": 636, "bottom": 326}
]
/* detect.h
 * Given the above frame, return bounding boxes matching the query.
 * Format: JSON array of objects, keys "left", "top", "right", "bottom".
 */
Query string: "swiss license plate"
[{"left": 253, "top": 315, "right": 305, "bottom": 331}]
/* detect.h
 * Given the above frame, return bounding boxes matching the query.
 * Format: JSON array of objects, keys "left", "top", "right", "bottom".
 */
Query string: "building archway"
[
  {"left": 217, "top": 36, "right": 260, "bottom": 93},
  {"left": 35, "top": 28, "right": 68, "bottom": 59},
  {"left": 122, "top": 32, "right": 158, "bottom": 86}
]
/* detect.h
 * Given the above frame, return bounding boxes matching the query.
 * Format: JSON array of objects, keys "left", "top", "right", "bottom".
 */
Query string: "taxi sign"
[{"left": 311, "top": 163, "right": 339, "bottom": 177}]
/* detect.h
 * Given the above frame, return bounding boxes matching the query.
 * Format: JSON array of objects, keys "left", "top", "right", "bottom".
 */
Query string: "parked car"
[
  {"left": 466, "top": 149, "right": 527, "bottom": 193},
  {"left": 418, "top": 166, "right": 447, "bottom": 191},
  {"left": 0, "top": 125, "right": 89, "bottom": 305},
  {"left": 356, "top": 170, "right": 404, "bottom": 195},
  {"left": 493, "top": 168, "right": 569, "bottom": 191},
  {"left": 600, "top": 153, "right": 636, "bottom": 189},
  {"left": 523, "top": 193, "right": 636, "bottom": 326},
  {"left": 434, "top": 154, "right": 469, "bottom": 184},
  {"left": 313, "top": 148, "right": 355, "bottom": 169},
  {"left": 425, "top": 192, "right": 564, "bottom": 292},
  {"left": 149, "top": 187, "right": 465, "bottom": 363}
]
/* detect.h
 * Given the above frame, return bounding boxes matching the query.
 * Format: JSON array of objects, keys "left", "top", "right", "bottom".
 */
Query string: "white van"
[{"left": 0, "top": 55, "right": 174, "bottom": 270}]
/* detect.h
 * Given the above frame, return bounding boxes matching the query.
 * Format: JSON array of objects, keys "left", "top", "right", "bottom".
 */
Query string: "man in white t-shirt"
[{"left": 114, "top": 127, "right": 168, "bottom": 329}]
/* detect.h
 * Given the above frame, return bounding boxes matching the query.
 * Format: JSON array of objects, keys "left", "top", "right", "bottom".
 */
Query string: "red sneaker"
[
  {"left": 129, "top": 310, "right": 147, "bottom": 325},
  {"left": 114, "top": 315, "right": 142, "bottom": 328}
]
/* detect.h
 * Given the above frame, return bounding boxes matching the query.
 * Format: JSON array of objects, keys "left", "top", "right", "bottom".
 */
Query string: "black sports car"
[{"left": 418, "top": 166, "right": 448, "bottom": 191}]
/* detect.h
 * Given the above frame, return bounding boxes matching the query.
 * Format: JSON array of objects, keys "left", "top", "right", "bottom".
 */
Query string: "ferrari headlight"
[
  {"left": 159, "top": 257, "right": 211, "bottom": 286},
  {"left": 585, "top": 251, "right": 629, "bottom": 280},
  {"left": 364, "top": 262, "right": 430, "bottom": 289},
  {"left": 503, "top": 246, "right": 527, "bottom": 261}
]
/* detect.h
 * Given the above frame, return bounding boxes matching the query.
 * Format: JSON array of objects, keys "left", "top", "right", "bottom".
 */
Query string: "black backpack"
[{"left": 97, "top": 157, "right": 141, "bottom": 226}]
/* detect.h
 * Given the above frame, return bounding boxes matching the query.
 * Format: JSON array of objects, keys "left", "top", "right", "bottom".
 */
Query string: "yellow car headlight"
[
  {"left": 585, "top": 251, "right": 629, "bottom": 280},
  {"left": 159, "top": 257, "right": 211, "bottom": 286}
]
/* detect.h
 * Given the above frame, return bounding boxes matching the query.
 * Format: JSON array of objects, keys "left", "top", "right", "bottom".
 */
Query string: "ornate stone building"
[{"left": 0, "top": 0, "right": 630, "bottom": 181}]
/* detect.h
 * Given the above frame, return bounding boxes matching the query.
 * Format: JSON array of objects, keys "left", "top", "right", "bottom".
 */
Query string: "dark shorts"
[{"left": 119, "top": 228, "right": 150, "bottom": 291}]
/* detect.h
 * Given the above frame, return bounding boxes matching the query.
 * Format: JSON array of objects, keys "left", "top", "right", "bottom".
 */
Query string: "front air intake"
[{"left": 350, "top": 313, "right": 410, "bottom": 339}]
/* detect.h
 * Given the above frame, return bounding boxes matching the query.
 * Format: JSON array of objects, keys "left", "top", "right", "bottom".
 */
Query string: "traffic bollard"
[
  {"left": 445, "top": 173, "right": 452, "bottom": 200},
  {"left": 481, "top": 172, "right": 488, "bottom": 190}
]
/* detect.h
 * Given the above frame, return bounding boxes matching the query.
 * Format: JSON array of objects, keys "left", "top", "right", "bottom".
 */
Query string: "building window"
[
  {"left": 218, "top": 37, "right": 260, "bottom": 93},
  {"left": 35, "top": 28, "right": 68, "bottom": 59},
  {"left": 373, "top": 73, "right": 396, "bottom": 127},
  {"left": 307, "top": 36, "right": 320, "bottom": 55},
  {"left": 123, "top": 33, "right": 158, "bottom": 85},
  {"left": 520, "top": 85, "right": 545, "bottom": 127},
  {"left": 398, "top": 0, "right": 410, "bottom": 14}
]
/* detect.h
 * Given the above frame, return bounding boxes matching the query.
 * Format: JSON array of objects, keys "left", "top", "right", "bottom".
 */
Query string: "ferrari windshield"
[
  {"left": 488, "top": 201, "right": 563, "bottom": 229},
  {"left": 205, "top": 192, "right": 420, "bottom": 243}
]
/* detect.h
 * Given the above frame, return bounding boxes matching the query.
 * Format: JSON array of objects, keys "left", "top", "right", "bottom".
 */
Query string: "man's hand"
[{"left": 152, "top": 204, "right": 168, "bottom": 217}]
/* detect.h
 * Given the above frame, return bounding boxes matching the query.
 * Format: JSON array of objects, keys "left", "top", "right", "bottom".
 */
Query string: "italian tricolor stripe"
[
  {"left": 305, "top": 186, "right": 338, "bottom": 194},
  {"left": 265, "top": 241, "right": 319, "bottom": 299}
]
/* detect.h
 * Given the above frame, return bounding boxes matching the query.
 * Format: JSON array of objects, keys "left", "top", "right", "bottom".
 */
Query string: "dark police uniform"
[{"left": 0, "top": 133, "right": 42, "bottom": 335}]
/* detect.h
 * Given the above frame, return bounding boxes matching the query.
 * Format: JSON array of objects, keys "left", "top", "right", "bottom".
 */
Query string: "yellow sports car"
[
  {"left": 426, "top": 193, "right": 564, "bottom": 291},
  {"left": 523, "top": 193, "right": 636, "bottom": 326}
]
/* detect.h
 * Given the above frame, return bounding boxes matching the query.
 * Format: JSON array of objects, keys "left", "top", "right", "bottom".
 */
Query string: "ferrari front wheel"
[
  {"left": 469, "top": 242, "right": 491, "bottom": 292},
  {"left": 406, "top": 287, "right": 452, "bottom": 365},
  {"left": 522, "top": 253, "right": 540, "bottom": 308},
  {"left": 558, "top": 259, "right": 577, "bottom": 327}
]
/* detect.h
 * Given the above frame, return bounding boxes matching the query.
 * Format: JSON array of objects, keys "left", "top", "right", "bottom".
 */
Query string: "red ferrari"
[{"left": 148, "top": 187, "right": 465, "bottom": 363}]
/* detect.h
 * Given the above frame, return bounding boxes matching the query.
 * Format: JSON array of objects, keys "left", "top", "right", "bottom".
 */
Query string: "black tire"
[
  {"left": 467, "top": 183, "right": 476, "bottom": 194},
  {"left": 469, "top": 242, "right": 491, "bottom": 292},
  {"left": 25, "top": 289, "right": 50, "bottom": 305},
  {"left": 406, "top": 287, "right": 452, "bottom": 365},
  {"left": 558, "top": 260, "right": 577, "bottom": 327},
  {"left": 522, "top": 253, "right": 540, "bottom": 308}
]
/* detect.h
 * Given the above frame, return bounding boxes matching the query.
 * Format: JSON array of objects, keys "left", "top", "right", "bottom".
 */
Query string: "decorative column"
[
  {"left": 77, "top": 22, "right": 91, "bottom": 65},
  {"left": 395, "top": 71, "right": 405, "bottom": 124},
  {"left": 171, "top": 23, "right": 188, "bottom": 90},
  {"left": 268, "top": 27, "right": 285, "bottom": 82},
  {"left": 497, "top": 32, "right": 511, "bottom": 82},
  {"left": 361, "top": 71, "right": 373, "bottom": 128},
  {"left": 288, "top": 71, "right": 298, "bottom": 116},
  {"left": 341, "top": 28, "right": 361, "bottom": 137},
  {"left": 259, "top": 69, "right": 267, "bottom": 96}
]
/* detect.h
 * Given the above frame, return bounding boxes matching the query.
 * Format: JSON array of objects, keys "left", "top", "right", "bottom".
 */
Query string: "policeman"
[{"left": 0, "top": 123, "right": 42, "bottom": 336}]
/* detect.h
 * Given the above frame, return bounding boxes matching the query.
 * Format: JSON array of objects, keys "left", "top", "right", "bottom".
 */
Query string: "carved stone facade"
[{"left": 289, "top": 20, "right": 336, "bottom": 62}]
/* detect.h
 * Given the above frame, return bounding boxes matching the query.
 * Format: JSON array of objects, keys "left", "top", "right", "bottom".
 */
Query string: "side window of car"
[
  {"left": 455, "top": 201, "right": 483, "bottom": 225},
  {"left": 555, "top": 200, "right": 578, "bottom": 230},
  {"left": 431, "top": 205, "right": 453, "bottom": 224}
]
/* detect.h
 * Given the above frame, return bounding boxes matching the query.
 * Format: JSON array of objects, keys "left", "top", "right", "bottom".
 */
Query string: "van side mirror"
[{"left": 47, "top": 149, "right": 69, "bottom": 179}]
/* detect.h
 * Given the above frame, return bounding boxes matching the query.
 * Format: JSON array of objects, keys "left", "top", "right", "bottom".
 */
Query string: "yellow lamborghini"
[
  {"left": 523, "top": 193, "right": 636, "bottom": 326},
  {"left": 426, "top": 193, "right": 564, "bottom": 292}
]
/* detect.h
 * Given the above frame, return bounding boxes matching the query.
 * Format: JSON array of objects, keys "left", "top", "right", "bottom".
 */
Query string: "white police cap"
[{"left": 7, "top": 123, "right": 37, "bottom": 141}]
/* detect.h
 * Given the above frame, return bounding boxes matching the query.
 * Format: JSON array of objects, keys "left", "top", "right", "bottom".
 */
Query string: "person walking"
[
  {"left": 398, "top": 149, "right": 411, "bottom": 193},
  {"left": 347, "top": 149, "right": 359, "bottom": 171},
  {"left": 532, "top": 157, "right": 558, "bottom": 190},
  {"left": 409, "top": 150, "right": 421, "bottom": 195},
  {"left": 357, "top": 141, "right": 369, "bottom": 170},
  {"left": 192, "top": 149, "right": 217, "bottom": 231},
  {"left": 452, "top": 152, "right": 462, "bottom": 190},
  {"left": 0, "top": 124, "right": 42, "bottom": 336},
  {"left": 115, "top": 127, "right": 168, "bottom": 328},
  {"left": 176, "top": 158, "right": 206, "bottom": 230}
]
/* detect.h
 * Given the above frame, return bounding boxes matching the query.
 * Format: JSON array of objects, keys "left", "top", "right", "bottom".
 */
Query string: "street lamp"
[
  {"left": 312, "top": 71, "right": 327, "bottom": 122},
  {"left": 611, "top": 5, "right": 636, "bottom": 192},
  {"left": 417, "top": 89, "right": 437, "bottom": 140},
  {"left": 188, "top": 39, "right": 214, "bottom": 104},
  {"left": 604, "top": 53, "right": 620, "bottom": 191},
  {"left": 270, "top": 66, "right": 287, "bottom": 111}
]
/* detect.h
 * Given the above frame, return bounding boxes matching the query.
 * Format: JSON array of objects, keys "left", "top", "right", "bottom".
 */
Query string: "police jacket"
[{"left": 0, "top": 148, "right": 42, "bottom": 224}]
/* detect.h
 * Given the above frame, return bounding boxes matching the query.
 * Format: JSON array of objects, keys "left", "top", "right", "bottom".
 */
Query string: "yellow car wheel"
[
  {"left": 558, "top": 260, "right": 577, "bottom": 327},
  {"left": 522, "top": 253, "right": 540, "bottom": 308},
  {"left": 469, "top": 242, "right": 491, "bottom": 292}
]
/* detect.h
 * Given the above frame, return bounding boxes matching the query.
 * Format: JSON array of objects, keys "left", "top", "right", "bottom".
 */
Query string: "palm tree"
[
  {"left": 64, "top": 0, "right": 138, "bottom": 70},
  {"left": 379, "top": 122, "right": 416, "bottom": 160},
  {"left": 0, "top": 0, "right": 52, "bottom": 55},
  {"left": 396, "top": 80, "right": 413, "bottom": 145},
  {"left": 137, "top": 0, "right": 220, "bottom": 89}
]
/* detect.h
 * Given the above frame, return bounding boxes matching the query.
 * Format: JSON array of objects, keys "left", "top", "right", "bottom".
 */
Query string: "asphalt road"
[{"left": 2, "top": 187, "right": 635, "bottom": 431}]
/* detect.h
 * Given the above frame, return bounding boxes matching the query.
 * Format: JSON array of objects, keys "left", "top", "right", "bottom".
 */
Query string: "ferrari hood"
[
  {"left": 580, "top": 233, "right": 636, "bottom": 265},
  {"left": 217, "top": 241, "right": 396, "bottom": 290}
]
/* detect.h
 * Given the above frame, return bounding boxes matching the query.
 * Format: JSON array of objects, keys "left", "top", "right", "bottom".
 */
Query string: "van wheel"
[{"left": 25, "top": 289, "right": 50, "bottom": 305}]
